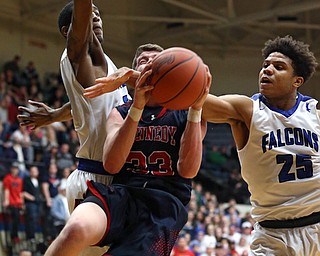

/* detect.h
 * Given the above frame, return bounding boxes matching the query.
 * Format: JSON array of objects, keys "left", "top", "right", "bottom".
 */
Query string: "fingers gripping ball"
[{"left": 149, "top": 47, "right": 207, "bottom": 110}]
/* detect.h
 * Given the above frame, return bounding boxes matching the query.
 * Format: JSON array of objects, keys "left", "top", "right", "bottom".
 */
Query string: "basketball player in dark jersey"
[{"left": 44, "top": 43, "right": 212, "bottom": 256}]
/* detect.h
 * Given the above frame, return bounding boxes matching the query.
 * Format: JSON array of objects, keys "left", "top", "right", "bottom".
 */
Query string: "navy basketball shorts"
[{"left": 83, "top": 180, "right": 188, "bottom": 256}]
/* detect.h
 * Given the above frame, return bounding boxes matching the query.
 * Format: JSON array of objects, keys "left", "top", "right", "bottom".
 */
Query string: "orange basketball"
[{"left": 149, "top": 47, "right": 207, "bottom": 110}]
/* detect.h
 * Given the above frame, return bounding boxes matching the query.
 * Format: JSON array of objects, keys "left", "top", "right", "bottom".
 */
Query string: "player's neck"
[{"left": 262, "top": 93, "right": 299, "bottom": 111}]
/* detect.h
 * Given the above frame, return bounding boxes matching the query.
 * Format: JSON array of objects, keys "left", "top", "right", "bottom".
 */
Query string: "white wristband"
[
  {"left": 129, "top": 106, "right": 143, "bottom": 122},
  {"left": 187, "top": 108, "right": 202, "bottom": 123}
]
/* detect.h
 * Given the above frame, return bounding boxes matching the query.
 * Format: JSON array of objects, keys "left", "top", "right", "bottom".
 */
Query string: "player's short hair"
[
  {"left": 58, "top": 1, "right": 73, "bottom": 31},
  {"left": 262, "top": 35, "right": 318, "bottom": 83},
  {"left": 132, "top": 43, "right": 164, "bottom": 70}
]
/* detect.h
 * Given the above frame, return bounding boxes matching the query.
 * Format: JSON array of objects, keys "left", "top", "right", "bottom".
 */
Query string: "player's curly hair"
[
  {"left": 132, "top": 43, "right": 164, "bottom": 70},
  {"left": 58, "top": 1, "right": 73, "bottom": 31},
  {"left": 262, "top": 35, "right": 318, "bottom": 83}
]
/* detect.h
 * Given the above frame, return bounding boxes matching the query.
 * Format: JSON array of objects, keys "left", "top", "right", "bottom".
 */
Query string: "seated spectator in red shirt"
[{"left": 171, "top": 235, "right": 195, "bottom": 256}]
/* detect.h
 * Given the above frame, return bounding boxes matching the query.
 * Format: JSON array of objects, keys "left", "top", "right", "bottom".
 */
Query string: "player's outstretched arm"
[
  {"left": 17, "top": 101, "right": 72, "bottom": 130},
  {"left": 103, "top": 69, "right": 154, "bottom": 173},
  {"left": 83, "top": 67, "right": 139, "bottom": 98}
]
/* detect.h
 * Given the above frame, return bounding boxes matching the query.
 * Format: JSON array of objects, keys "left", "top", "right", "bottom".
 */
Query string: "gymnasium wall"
[
  {"left": 0, "top": 22, "right": 64, "bottom": 81},
  {"left": 0, "top": 22, "right": 319, "bottom": 99}
]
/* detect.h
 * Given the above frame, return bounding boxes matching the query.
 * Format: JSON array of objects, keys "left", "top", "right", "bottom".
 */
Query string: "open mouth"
[{"left": 260, "top": 77, "right": 271, "bottom": 84}]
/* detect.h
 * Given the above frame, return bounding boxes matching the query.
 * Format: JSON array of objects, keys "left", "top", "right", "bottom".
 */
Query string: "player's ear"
[
  {"left": 293, "top": 76, "right": 304, "bottom": 88},
  {"left": 60, "top": 26, "right": 69, "bottom": 38}
]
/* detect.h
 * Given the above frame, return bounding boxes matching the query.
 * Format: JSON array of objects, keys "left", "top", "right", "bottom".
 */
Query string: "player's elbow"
[
  {"left": 181, "top": 173, "right": 197, "bottom": 179},
  {"left": 103, "top": 160, "right": 121, "bottom": 174},
  {"left": 177, "top": 166, "right": 198, "bottom": 179}
]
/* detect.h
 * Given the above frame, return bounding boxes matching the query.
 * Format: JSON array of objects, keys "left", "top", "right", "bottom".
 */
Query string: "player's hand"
[
  {"left": 17, "top": 100, "right": 54, "bottom": 130},
  {"left": 132, "top": 65, "right": 154, "bottom": 109},
  {"left": 84, "top": 67, "right": 135, "bottom": 98},
  {"left": 191, "top": 65, "right": 212, "bottom": 110}
]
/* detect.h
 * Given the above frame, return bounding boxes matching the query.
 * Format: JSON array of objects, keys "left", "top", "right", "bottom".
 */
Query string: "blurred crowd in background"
[{"left": 0, "top": 55, "right": 252, "bottom": 256}]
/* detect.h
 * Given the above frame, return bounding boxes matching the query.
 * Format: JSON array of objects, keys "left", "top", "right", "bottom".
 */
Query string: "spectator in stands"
[
  {"left": 228, "top": 170, "right": 250, "bottom": 204},
  {"left": 235, "top": 236, "right": 250, "bottom": 256},
  {"left": 188, "top": 196, "right": 199, "bottom": 212},
  {"left": 226, "top": 225, "right": 242, "bottom": 245},
  {"left": 228, "top": 239, "right": 240, "bottom": 256},
  {"left": 47, "top": 84, "right": 68, "bottom": 108},
  {"left": 50, "top": 182, "right": 69, "bottom": 238},
  {"left": 22, "top": 165, "right": 43, "bottom": 242},
  {"left": 2, "top": 162, "right": 24, "bottom": 244},
  {"left": 210, "top": 213, "right": 220, "bottom": 226},
  {"left": 193, "top": 182, "right": 205, "bottom": 207},
  {"left": 203, "top": 191, "right": 218, "bottom": 208},
  {"left": 202, "top": 213, "right": 213, "bottom": 228},
  {"left": 3, "top": 55, "right": 21, "bottom": 75},
  {"left": 41, "top": 162, "right": 60, "bottom": 202},
  {"left": 171, "top": 235, "right": 195, "bottom": 256},
  {"left": 190, "top": 240, "right": 202, "bottom": 256},
  {"left": 229, "top": 213, "right": 241, "bottom": 230},
  {"left": 224, "top": 198, "right": 240, "bottom": 216},
  {"left": 41, "top": 143, "right": 59, "bottom": 169},
  {"left": 182, "top": 210, "right": 197, "bottom": 239},
  {"left": 240, "top": 221, "right": 253, "bottom": 245},
  {"left": 10, "top": 125, "right": 33, "bottom": 167},
  {"left": 4, "top": 67, "right": 22, "bottom": 91},
  {"left": 42, "top": 72, "right": 61, "bottom": 101},
  {"left": 206, "top": 198, "right": 219, "bottom": 216},
  {"left": 29, "top": 127, "right": 47, "bottom": 162},
  {"left": 56, "top": 143, "right": 75, "bottom": 174},
  {"left": 200, "top": 242, "right": 215, "bottom": 256},
  {"left": 213, "top": 226, "right": 226, "bottom": 244},
  {"left": 41, "top": 162, "right": 60, "bottom": 242},
  {"left": 11, "top": 83, "right": 29, "bottom": 107},
  {"left": 190, "top": 230, "right": 206, "bottom": 254},
  {"left": 59, "top": 167, "right": 71, "bottom": 191},
  {"left": 240, "top": 211, "right": 254, "bottom": 228},
  {"left": 21, "top": 61, "right": 39, "bottom": 87},
  {"left": 48, "top": 121, "right": 68, "bottom": 145},
  {"left": 28, "top": 78, "right": 43, "bottom": 101},
  {"left": 220, "top": 214, "right": 231, "bottom": 233},
  {"left": 1, "top": 140, "right": 18, "bottom": 170},
  {"left": 0, "top": 95, "right": 11, "bottom": 139},
  {"left": 1, "top": 93, "right": 18, "bottom": 128},
  {"left": 201, "top": 224, "right": 217, "bottom": 251},
  {"left": 194, "top": 210, "right": 206, "bottom": 234},
  {"left": 207, "top": 145, "right": 227, "bottom": 166}
]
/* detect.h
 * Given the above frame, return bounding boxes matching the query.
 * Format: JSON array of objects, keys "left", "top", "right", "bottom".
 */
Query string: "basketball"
[{"left": 148, "top": 47, "right": 207, "bottom": 110}]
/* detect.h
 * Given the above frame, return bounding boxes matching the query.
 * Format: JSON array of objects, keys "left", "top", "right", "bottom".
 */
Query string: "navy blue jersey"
[{"left": 114, "top": 101, "right": 192, "bottom": 205}]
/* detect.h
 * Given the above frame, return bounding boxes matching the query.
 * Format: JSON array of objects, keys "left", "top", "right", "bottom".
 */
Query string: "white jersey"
[
  {"left": 60, "top": 49, "right": 131, "bottom": 162},
  {"left": 238, "top": 93, "right": 320, "bottom": 223},
  {"left": 60, "top": 49, "right": 131, "bottom": 216}
]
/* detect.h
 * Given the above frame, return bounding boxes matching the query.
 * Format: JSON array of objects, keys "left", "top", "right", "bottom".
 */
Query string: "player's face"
[
  {"left": 135, "top": 51, "right": 160, "bottom": 72},
  {"left": 92, "top": 5, "right": 103, "bottom": 43},
  {"left": 258, "top": 52, "right": 299, "bottom": 99}
]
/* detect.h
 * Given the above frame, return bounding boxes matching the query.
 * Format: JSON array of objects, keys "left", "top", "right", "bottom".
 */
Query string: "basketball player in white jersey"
[
  {"left": 19, "top": 1, "right": 132, "bottom": 211},
  {"left": 202, "top": 36, "right": 320, "bottom": 255},
  {"left": 18, "top": 1, "right": 131, "bottom": 255},
  {"left": 57, "top": 0, "right": 132, "bottom": 213}
]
